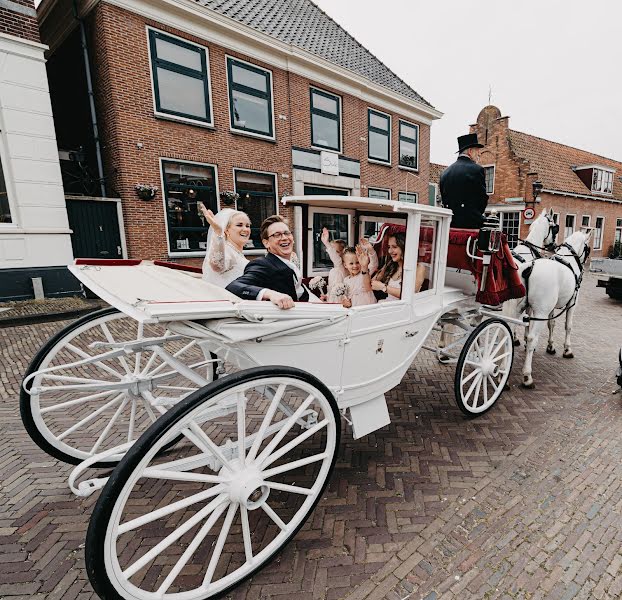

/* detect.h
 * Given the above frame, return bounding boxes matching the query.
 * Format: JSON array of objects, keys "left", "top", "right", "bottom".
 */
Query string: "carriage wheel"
[
  {"left": 454, "top": 318, "right": 513, "bottom": 416},
  {"left": 21, "top": 307, "right": 216, "bottom": 468},
  {"left": 86, "top": 366, "right": 339, "bottom": 600}
]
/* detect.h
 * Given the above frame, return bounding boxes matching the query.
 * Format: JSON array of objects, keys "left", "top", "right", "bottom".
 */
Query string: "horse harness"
[
  {"left": 511, "top": 220, "right": 559, "bottom": 264},
  {"left": 522, "top": 241, "right": 590, "bottom": 322}
]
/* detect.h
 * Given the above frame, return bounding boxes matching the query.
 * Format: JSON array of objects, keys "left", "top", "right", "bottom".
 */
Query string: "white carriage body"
[{"left": 68, "top": 197, "right": 478, "bottom": 438}]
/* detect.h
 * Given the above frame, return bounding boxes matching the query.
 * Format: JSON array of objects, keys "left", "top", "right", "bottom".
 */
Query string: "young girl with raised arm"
[{"left": 341, "top": 245, "right": 377, "bottom": 308}]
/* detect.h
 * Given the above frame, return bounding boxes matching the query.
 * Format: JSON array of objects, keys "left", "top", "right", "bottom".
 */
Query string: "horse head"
[
  {"left": 527, "top": 208, "right": 558, "bottom": 250},
  {"left": 561, "top": 230, "right": 592, "bottom": 267}
]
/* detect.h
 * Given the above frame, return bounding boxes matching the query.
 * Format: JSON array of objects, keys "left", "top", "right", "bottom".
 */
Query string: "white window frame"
[
  {"left": 482, "top": 164, "right": 495, "bottom": 195},
  {"left": 581, "top": 215, "right": 591, "bottom": 229},
  {"left": 552, "top": 212, "right": 560, "bottom": 242},
  {"left": 310, "top": 86, "right": 343, "bottom": 154},
  {"left": 368, "top": 187, "right": 391, "bottom": 199},
  {"left": 591, "top": 167, "right": 614, "bottom": 195},
  {"left": 398, "top": 191, "right": 418, "bottom": 203},
  {"left": 307, "top": 206, "right": 354, "bottom": 276},
  {"left": 367, "top": 107, "right": 392, "bottom": 166},
  {"left": 594, "top": 216, "right": 604, "bottom": 250},
  {"left": 159, "top": 157, "right": 220, "bottom": 258},
  {"left": 428, "top": 182, "right": 439, "bottom": 207},
  {"left": 233, "top": 167, "right": 279, "bottom": 255},
  {"left": 146, "top": 26, "right": 215, "bottom": 129},
  {"left": 225, "top": 54, "right": 276, "bottom": 141},
  {"left": 398, "top": 119, "right": 419, "bottom": 172},
  {"left": 564, "top": 214, "right": 576, "bottom": 240}
]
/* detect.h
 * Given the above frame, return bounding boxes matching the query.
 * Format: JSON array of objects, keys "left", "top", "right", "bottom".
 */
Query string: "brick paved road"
[{"left": 1, "top": 273, "right": 621, "bottom": 600}]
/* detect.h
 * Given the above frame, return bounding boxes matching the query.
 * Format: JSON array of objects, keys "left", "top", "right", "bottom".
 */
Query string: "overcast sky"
[{"left": 313, "top": 0, "right": 621, "bottom": 166}]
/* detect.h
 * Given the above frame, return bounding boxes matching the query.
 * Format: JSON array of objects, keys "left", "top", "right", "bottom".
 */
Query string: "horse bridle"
[
  {"left": 552, "top": 240, "right": 590, "bottom": 289},
  {"left": 545, "top": 216, "right": 559, "bottom": 251},
  {"left": 514, "top": 215, "right": 559, "bottom": 263}
]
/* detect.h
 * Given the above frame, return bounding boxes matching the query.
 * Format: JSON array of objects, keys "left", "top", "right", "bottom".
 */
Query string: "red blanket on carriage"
[{"left": 375, "top": 225, "right": 525, "bottom": 305}]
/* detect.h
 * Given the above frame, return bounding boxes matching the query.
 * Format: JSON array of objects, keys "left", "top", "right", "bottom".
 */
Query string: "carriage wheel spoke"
[
  {"left": 491, "top": 351, "right": 512, "bottom": 363},
  {"left": 240, "top": 505, "right": 254, "bottom": 564},
  {"left": 181, "top": 422, "right": 234, "bottom": 474},
  {"left": 90, "top": 396, "right": 130, "bottom": 454},
  {"left": 140, "top": 468, "right": 224, "bottom": 484},
  {"left": 464, "top": 359, "right": 481, "bottom": 368},
  {"left": 261, "top": 502, "right": 286, "bottom": 530},
  {"left": 127, "top": 398, "right": 137, "bottom": 443},
  {"left": 260, "top": 419, "right": 329, "bottom": 470},
  {"left": 460, "top": 368, "right": 480, "bottom": 386},
  {"left": 203, "top": 502, "right": 238, "bottom": 586},
  {"left": 247, "top": 384, "right": 286, "bottom": 463},
  {"left": 65, "top": 342, "right": 124, "bottom": 379},
  {"left": 118, "top": 484, "right": 226, "bottom": 535},
  {"left": 471, "top": 377, "right": 483, "bottom": 408},
  {"left": 487, "top": 328, "right": 500, "bottom": 355},
  {"left": 140, "top": 398, "right": 158, "bottom": 424},
  {"left": 121, "top": 494, "right": 228, "bottom": 579},
  {"left": 265, "top": 481, "right": 315, "bottom": 496},
  {"left": 237, "top": 392, "right": 246, "bottom": 468},
  {"left": 143, "top": 339, "right": 198, "bottom": 378},
  {"left": 100, "top": 323, "right": 132, "bottom": 375},
  {"left": 487, "top": 374, "right": 499, "bottom": 394},
  {"left": 39, "top": 389, "right": 115, "bottom": 414},
  {"left": 157, "top": 501, "right": 229, "bottom": 594},
  {"left": 463, "top": 372, "right": 482, "bottom": 406},
  {"left": 56, "top": 393, "right": 125, "bottom": 441},
  {"left": 483, "top": 375, "right": 489, "bottom": 406},
  {"left": 262, "top": 451, "right": 329, "bottom": 479},
  {"left": 489, "top": 336, "right": 510, "bottom": 359}
]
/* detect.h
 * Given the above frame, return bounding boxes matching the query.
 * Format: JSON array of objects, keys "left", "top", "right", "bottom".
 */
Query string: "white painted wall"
[{"left": 0, "top": 31, "right": 73, "bottom": 269}]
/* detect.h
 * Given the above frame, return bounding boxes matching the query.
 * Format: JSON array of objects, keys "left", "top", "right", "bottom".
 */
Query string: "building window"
[
  {"left": 592, "top": 168, "right": 614, "bottom": 194},
  {"left": 149, "top": 29, "right": 212, "bottom": 124},
  {"left": 581, "top": 215, "right": 590, "bottom": 229},
  {"left": 310, "top": 88, "right": 341, "bottom": 152},
  {"left": 614, "top": 219, "right": 622, "bottom": 256},
  {"left": 553, "top": 213, "right": 560, "bottom": 242},
  {"left": 227, "top": 57, "right": 273, "bottom": 138},
  {"left": 564, "top": 214, "right": 575, "bottom": 239},
  {"left": 234, "top": 170, "right": 277, "bottom": 250},
  {"left": 0, "top": 153, "right": 11, "bottom": 224},
  {"left": 398, "top": 191, "right": 418, "bottom": 203},
  {"left": 368, "top": 109, "right": 390, "bottom": 164},
  {"left": 428, "top": 183, "right": 439, "bottom": 206},
  {"left": 398, "top": 120, "right": 419, "bottom": 169},
  {"left": 594, "top": 216, "right": 604, "bottom": 250},
  {"left": 483, "top": 165, "right": 495, "bottom": 194},
  {"left": 498, "top": 211, "right": 521, "bottom": 248},
  {"left": 162, "top": 160, "right": 217, "bottom": 254},
  {"left": 368, "top": 187, "right": 390, "bottom": 199}
]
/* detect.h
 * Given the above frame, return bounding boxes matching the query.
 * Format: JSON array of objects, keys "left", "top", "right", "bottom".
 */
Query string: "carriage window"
[
  {"left": 234, "top": 170, "right": 277, "bottom": 250},
  {"left": 312, "top": 212, "right": 349, "bottom": 270},
  {"left": 416, "top": 219, "right": 438, "bottom": 294},
  {"left": 162, "top": 160, "right": 217, "bottom": 254}
]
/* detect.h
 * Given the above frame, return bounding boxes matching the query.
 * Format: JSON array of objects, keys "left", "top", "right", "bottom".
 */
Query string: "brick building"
[
  {"left": 0, "top": 0, "right": 75, "bottom": 300},
  {"left": 37, "top": 0, "right": 441, "bottom": 276},
  {"left": 431, "top": 105, "right": 622, "bottom": 256}
]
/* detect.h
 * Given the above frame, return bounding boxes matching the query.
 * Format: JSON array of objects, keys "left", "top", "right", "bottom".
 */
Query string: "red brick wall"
[
  {"left": 0, "top": 0, "right": 40, "bottom": 43},
  {"left": 87, "top": 3, "right": 431, "bottom": 265}
]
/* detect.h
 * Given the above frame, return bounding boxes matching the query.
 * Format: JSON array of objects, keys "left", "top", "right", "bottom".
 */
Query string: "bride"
[{"left": 200, "top": 205, "right": 251, "bottom": 287}]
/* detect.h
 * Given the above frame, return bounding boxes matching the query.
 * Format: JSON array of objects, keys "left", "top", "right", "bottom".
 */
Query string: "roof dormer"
[{"left": 573, "top": 164, "right": 614, "bottom": 195}]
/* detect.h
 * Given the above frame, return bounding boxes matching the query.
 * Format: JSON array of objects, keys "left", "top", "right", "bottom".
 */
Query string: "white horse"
[
  {"left": 503, "top": 208, "right": 558, "bottom": 345},
  {"left": 520, "top": 230, "right": 592, "bottom": 388}
]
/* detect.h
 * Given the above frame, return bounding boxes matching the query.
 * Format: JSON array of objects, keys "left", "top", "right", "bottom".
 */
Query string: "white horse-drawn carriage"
[{"left": 22, "top": 196, "right": 526, "bottom": 599}]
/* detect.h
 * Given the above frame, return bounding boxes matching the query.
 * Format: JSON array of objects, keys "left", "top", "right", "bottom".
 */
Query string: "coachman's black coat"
[
  {"left": 226, "top": 252, "right": 309, "bottom": 302},
  {"left": 440, "top": 155, "right": 489, "bottom": 229}
]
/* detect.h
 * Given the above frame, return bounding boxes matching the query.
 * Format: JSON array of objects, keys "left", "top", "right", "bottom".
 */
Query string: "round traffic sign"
[{"left": 523, "top": 207, "right": 535, "bottom": 220}]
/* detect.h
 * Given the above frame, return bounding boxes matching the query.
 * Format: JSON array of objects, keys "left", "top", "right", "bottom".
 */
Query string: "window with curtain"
[
  {"left": 368, "top": 109, "right": 390, "bottom": 164},
  {"left": 234, "top": 170, "right": 277, "bottom": 250},
  {"left": 162, "top": 160, "right": 217, "bottom": 254},
  {"left": 227, "top": 58, "right": 273, "bottom": 138},
  {"left": 310, "top": 88, "right": 341, "bottom": 152},
  {"left": 399, "top": 120, "right": 419, "bottom": 169},
  {"left": 149, "top": 30, "right": 212, "bottom": 124},
  {"left": 591, "top": 169, "right": 613, "bottom": 194}
]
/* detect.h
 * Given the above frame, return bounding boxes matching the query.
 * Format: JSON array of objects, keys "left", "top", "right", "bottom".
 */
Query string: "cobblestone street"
[{"left": 1, "top": 273, "right": 621, "bottom": 600}]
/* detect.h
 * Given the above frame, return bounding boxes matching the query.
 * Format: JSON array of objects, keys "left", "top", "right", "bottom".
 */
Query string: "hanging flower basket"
[
  {"left": 135, "top": 184, "right": 158, "bottom": 201},
  {"left": 219, "top": 190, "right": 239, "bottom": 207}
]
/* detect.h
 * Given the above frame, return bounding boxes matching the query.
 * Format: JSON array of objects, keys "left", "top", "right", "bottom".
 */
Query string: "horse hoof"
[
  {"left": 513, "top": 339, "right": 521, "bottom": 347},
  {"left": 504, "top": 383, "right": 511, "bottom": 391},
  {"left": 546, "top": 347, "right": 556, "bottom": 355},
  {"left": 563, "top": 351, "right": 574, "bottom": 359},
  {"left": 522, "top": 378, "right": 535, "bottom": 389}
]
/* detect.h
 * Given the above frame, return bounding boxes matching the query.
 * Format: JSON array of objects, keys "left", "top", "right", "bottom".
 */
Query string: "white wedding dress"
[{"left": 202, "top": 209, "right": 249, "bottom": 287}]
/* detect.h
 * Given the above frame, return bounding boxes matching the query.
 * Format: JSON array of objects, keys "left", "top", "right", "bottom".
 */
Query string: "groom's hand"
[{"left": 264, "top": 290, "right": 295, "bottom": 309}]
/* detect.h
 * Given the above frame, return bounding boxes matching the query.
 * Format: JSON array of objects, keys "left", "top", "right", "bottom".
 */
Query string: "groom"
[{"left": 226, "top": 215, "right": 308, "bottom": 309}]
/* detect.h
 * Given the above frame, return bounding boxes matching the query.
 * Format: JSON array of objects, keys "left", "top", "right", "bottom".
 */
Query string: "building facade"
[
  {"left": 38, "top": 0, "right": 441, "bottom": 276},
  {"left": 466, "top": 106, "right": 621, "bottom": 256},
  {"left": 0, "top": 0, "right": 75, "bottom": 300}
]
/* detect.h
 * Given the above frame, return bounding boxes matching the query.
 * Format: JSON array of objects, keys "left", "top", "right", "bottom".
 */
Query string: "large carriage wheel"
[
  {"left": 21, "top": 307, "right": 216, "bottom": 468},
  {"left": 454, "top": 318, "right": 514, "bottom": 416},
  {"left": 86, "top": 366, "right": 339, "bottom": 600}
]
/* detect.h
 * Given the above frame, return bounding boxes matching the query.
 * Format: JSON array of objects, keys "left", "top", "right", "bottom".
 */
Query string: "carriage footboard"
[{"left": 349, "top": 394, "right": 390, "bottom": 439}]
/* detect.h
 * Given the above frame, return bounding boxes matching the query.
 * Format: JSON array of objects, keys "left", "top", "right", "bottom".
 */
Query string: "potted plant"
[
  {"left": 219, "top": 190, "right": 240, "bottom": 208},
  {"left": 135, "top": 183, "right": 158, "bottom": 201}
]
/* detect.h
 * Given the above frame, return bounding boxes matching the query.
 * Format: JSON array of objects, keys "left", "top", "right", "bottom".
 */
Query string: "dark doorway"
[
  {"left": 303, "top": 185, "right": 349, "bottom": 196},
  {"left": 66, "top": 199, "right": 123, "bottom": 258}
]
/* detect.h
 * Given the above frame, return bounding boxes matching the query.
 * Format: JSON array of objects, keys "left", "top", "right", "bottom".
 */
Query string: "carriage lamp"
[{"left": 532, "top": 180, "right": 543, "bottom": 202}]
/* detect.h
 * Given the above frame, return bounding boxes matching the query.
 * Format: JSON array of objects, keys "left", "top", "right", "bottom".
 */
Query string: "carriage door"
[{"left": 306, "top": 206, "right": 354, "bottom": 276}]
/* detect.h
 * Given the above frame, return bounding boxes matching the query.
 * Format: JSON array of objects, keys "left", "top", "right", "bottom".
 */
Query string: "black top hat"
[{"left": 457, "top": 133, "right": 484, "bottom": 153}]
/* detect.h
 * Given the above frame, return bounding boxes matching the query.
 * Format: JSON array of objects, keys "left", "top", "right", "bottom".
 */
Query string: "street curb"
[{"left": 0, "top": 306, "right": 106, "bottom": 328}]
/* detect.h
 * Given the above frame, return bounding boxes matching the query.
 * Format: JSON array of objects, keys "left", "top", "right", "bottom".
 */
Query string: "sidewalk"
[{"left": 0, "top": 296, "right": 108, "bottom": 327}]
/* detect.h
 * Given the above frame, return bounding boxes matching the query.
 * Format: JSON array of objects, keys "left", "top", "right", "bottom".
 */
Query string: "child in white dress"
[{"left": 340, "top": 246, "right": 377, "bottom": 308}]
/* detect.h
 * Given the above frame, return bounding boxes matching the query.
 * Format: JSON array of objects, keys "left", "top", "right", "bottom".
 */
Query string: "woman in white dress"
[{"left": 200, "top": 206, "right": 251, "bottom": 287}]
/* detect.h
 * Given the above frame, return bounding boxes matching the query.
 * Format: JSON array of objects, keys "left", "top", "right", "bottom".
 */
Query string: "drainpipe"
[{"left": 73, "top": 0, "right": 106, "bottom": 198}]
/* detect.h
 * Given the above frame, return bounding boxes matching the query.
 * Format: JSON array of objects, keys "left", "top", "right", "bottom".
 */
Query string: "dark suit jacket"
[
  {"left": 440, "top": 155, "right": 489, "bottom": 229},
  {"left": 225, "top": 252, "right": 309, "bottom": 302}
]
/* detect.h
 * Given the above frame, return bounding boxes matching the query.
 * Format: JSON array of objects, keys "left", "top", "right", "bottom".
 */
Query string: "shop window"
[
  {"left": 368, "top": 109, "right": 390, "bottom": 164},
  {"left": 162, "top": 160, "right": 217, "bottom": 254},
  {"left": 310, "top": 88, "right": 341, "bottom": 152},
  {"left": 398, "top": 120, "right": 418, "bottom": 169},
  {"left": 227, "top": 57, "right": 273, "bottom": 138},
  {"left": 234, "top": 170, "right": 277, "bottom": 250}
]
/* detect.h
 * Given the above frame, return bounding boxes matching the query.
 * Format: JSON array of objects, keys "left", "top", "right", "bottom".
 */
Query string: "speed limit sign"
[{"left": 523, "top": 207, "right": 535, "bottom": 220}]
